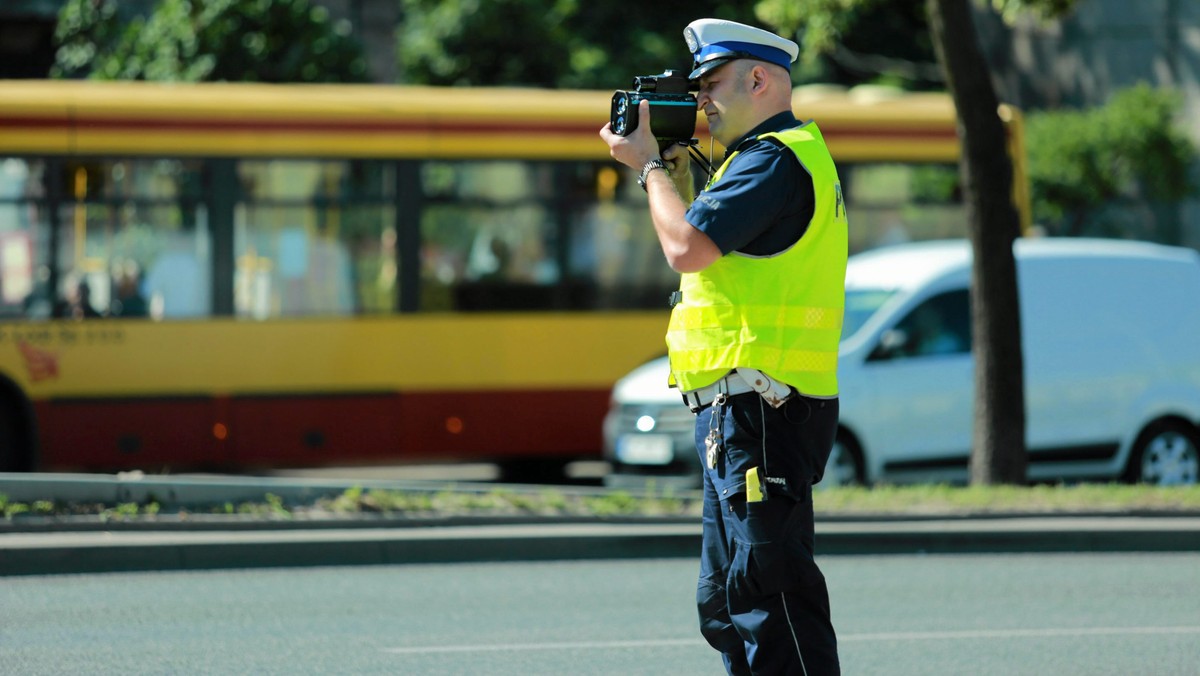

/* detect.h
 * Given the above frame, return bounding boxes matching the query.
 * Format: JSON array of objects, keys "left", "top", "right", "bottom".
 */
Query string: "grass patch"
[
  {"left": 814, "top": 483, "right": 1200, "bottom": 515},
  {"left": 2, "top": 484, "right": 1198, "bottom": 523},
  {"left": 314, "top": 485, "right": 700, "bottom": 519}
]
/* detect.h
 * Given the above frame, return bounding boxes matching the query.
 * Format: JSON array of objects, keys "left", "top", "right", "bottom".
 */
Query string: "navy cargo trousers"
[{"left": 693, "top": 391, "right": 840, "bottom": 675}]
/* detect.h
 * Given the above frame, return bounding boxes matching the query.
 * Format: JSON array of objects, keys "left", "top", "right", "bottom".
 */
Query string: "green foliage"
[
  {"left": 398, "top": 0, "right": 940, "bottom": 88},
  {"left": 236, "top": 500, "right": 272, "bottom": 516},
  {"left": 538, "top": 488, "right": 569, "bottom": 512},
  {"left": 5, "top": 484, "right": 1200, "bottom": 521},
  {"left": 910, "top": 165, "right": 961, "bottom": 203},
  {"left": 815, "top": 483, "right": 1200, "bottom": 513},
  {"left": 52, "top": 0, "right": 368, "bottom": 83},
  {"left": 990, "top": 0, "right": 1078, "bottom": 24},
  {"left": 327, "top": 484, "right": 365, "bottom": 512},
  {"left": 51, "top": 0, "right": 126, "bottom": 78},
  {"left": 1027, "top": 84, "right": 1198, "bottom": 231},
  {"left": 2, "top": 492, "right": 29, "bottom": 519},
  {"left": 756, "top": 0, "right": 882, "bottom": 65},
  {"left": 581, "top": 490, "right": 641, "bottom": 516},
  {"left": 396, "top": 1, "right": 759, "bottom": 89},
  {"left": 758, "top": 0, "right": 1079, "bottom": 66},
  {"left": 757, "top": 0, "right": 943, "bottom": 87},
  {"left": 264, "top": 493, "right": 291, "bottom": 518},
  {"left": 314, "top": 485, "right": 699, "bottom": 518},
  {"left": 5, "top": 502, "right": 30, "bottom": 518},
  {"left": 393, "top": 1, "right": 943, "bottom": 89},
  {"left": 102, "top": 502, "right": 142, "bottom": 521},
  {"left": 397, "top": 0, "right": 574, "bottom": 87}
]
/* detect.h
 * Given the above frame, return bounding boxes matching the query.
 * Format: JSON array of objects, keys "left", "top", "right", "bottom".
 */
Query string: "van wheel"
[
  {"left": 1128, "top": 420, "right": 1200, "bottom": 486},
  {"left": 819, "top": 431, "right": 864, "bottom": 488}
]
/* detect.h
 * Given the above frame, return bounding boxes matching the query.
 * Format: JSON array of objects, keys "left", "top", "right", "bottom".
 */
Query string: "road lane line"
[
  {"left": 383, "top": 626, "right": 1200, "bottom": 655},
  {"left": 383, "top": 639, "right": 700, "bottom": 654}
]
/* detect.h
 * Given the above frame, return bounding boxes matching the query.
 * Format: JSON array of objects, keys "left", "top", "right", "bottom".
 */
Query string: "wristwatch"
[{"left": 637, "top": 159, "right": 669, "bottom": 192}]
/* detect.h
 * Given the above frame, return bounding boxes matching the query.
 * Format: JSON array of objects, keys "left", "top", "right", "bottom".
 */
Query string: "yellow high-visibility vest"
[{"left": 666, "top": 122, "right": 848, "bottom": 396}]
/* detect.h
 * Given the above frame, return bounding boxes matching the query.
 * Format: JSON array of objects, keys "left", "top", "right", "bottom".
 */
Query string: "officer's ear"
[{"left": 749, "top": 65, "right": 769, "bottom": 94}]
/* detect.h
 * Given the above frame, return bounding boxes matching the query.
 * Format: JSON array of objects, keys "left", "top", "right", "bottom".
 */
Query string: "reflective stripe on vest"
[{"left": 666, "top": 122, "right": 848, "bottom": 396}]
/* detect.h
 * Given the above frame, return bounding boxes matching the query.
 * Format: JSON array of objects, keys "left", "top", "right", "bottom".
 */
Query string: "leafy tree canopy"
[
  {"left": 1027, "top": 83, "right": 1198, "bottom": 231},
  {"left": 396, "top": 1, "right": 759, "bottom": 89},
  {"left": 756, "top": 0, "right": 1077, "bottom": 65},
  {"left": 394, "top": 0, "right": 946, "bottom": 90},
  {"left": 53, "top": 0, "right": 369, "bottom": 83}
]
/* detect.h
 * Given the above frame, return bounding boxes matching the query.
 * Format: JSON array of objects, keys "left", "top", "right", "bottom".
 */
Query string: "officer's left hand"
[
  {"left": 661, "top": 141, "right": 693, "bottom": 197},
  {"left": 599, "top": 100, "right": 660, "bottom": 171}
]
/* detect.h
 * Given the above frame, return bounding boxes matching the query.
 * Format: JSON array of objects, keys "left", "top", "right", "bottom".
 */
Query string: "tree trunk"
[{"left": 927, "top": 0, "right": 1028, "bottom": 484}]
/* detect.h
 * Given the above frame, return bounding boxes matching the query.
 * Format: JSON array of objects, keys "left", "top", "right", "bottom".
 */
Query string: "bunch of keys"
[
  {"left": 704, "top": 393, "right": 727, "bottom": 469},
  {"left": 704, "top": 429, "right": 720, "bottom": 469}
]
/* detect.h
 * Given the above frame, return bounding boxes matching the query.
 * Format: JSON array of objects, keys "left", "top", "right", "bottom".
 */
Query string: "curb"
[
  {"left": 4, "top": 516, "right": 1200, "bottom": 577},
  {"left": 3, "top": 473, "right": 1200, "bottom": 576},
  {"left": 816, "top": 516, "right": 1200, "bottom": 555},
  {"left": 0, "top": 523, "right": 703, "bottom": 576}
]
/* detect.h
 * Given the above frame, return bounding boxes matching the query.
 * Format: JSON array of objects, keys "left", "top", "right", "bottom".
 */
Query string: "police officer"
[{"left": 600, "top": 18, "right": 848, "bottom": 676}]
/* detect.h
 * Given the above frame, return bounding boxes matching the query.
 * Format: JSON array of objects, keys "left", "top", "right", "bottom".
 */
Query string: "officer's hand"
[
  {"left": 661, "top": 141, "right": 693, "bottom": 197},
  {"left": 599, "top": 100, "right": 659, "bottom": 171}
]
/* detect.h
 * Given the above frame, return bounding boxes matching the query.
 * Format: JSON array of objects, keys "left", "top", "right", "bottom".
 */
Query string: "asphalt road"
[{"left": 4, "top": 553, "right": 1198, "bottom": 675}]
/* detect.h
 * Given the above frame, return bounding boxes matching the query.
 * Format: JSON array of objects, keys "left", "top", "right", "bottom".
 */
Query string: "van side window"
[{"left": 871, "top": 290, "right": 971, "bottom": 360}]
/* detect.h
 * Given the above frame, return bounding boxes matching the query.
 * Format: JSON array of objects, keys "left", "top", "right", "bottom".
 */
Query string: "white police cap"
[{"left": 683, "top": 18, "right": 799, "bottom": 80}]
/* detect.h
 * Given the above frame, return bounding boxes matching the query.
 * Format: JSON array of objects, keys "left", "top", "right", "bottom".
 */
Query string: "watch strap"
[{"left": 638, "top": 159, "right": 669, "bottom": 191}]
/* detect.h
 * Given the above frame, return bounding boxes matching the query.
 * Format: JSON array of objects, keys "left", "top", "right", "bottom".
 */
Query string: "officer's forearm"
[{"left": 646, "top": 172, "right": 720, "bottom": 272}]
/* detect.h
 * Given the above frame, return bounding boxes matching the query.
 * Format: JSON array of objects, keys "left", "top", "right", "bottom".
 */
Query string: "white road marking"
[
  {"left": 383, "top": 626, "right": 1200, "bottom": 655},
  {"left": 383, "top": 639, "right": 699, "bottom": 654}
]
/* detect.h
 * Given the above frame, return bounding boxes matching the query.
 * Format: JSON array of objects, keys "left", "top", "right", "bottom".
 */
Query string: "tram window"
[
  {"left": 0, "top": 159, "right": 47, "bottom": 318},
  {"left": 46, "top": 159, "right": 212, "bottom": 320},
  {"left": 567, "top": 200, "right": 677, "bottom": 309},
  {"left": 563, "top": 162, "right": 677, "bottom": 310},
  {"left": 420, "top": 202, "right": 558, "bottom": 312},
  {"left": 418, "top": 161, "right": 559, "bottom": 312},
  {"left": 235, "top": 159, "right": 396, "bottom": 318}
]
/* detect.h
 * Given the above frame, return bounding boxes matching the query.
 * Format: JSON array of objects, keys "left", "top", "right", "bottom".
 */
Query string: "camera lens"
[
  {"left": 616, "top": 97, "right": 628, "bottom": 115},
  {"left": 613, "top": 117, "right": 626, "bottom": 135}
]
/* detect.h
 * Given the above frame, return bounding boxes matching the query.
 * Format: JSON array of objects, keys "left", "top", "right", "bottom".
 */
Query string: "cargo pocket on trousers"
[
  {"left": 729, "top": 537, "right": 793, "bottom": 599},
  {"left": 727, "top": 497, "right": 803, "bottom": 600},
  {"left": 726, "top": 497, "right": 819, "bottom": 604}
]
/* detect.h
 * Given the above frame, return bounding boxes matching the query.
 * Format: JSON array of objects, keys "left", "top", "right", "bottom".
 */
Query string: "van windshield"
[{"left": 842, "top": 289, "right": 895, "bottom": 342}]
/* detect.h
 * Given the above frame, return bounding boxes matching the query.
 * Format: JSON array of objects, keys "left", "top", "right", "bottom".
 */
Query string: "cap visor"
[{"left": 688, "top": 57, "right": 736, "bottom": 81}]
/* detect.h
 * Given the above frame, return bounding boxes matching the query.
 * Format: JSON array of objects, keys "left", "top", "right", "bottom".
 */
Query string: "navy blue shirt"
[{"left": 685, "top": 112, "right": 816, "bottom": 256}]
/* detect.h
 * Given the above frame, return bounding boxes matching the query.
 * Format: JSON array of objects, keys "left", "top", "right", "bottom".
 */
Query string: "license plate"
[{"left": 616, "top": 434, "right": 674, "bottom": 465}]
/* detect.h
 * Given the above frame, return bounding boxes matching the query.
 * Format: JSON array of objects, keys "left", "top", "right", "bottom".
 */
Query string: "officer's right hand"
[{"left": 599, "top": 100, "right": 659, "bottom": 172}]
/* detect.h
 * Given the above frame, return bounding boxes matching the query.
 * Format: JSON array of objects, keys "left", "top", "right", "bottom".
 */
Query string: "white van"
[{"left": 603, "top": 238, "right": 1200, "bottom": 488}]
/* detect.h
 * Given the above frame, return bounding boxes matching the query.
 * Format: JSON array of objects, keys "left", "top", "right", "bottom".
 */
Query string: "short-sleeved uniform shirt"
[{"left": 685, "top": 111, "right": 816, "bottom": 256}]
